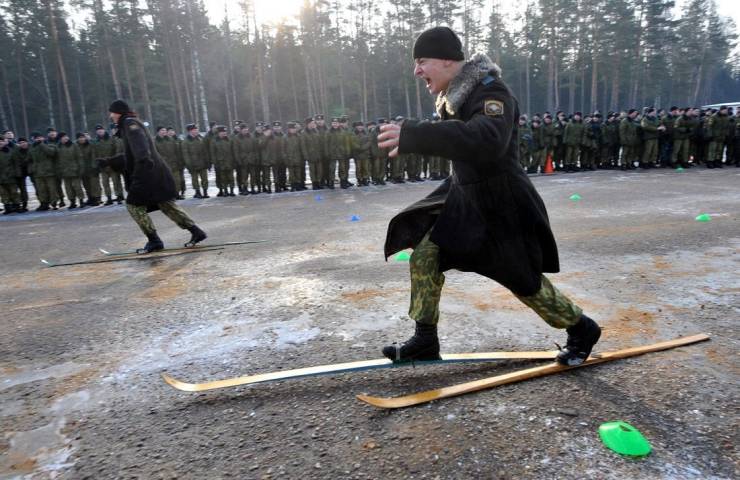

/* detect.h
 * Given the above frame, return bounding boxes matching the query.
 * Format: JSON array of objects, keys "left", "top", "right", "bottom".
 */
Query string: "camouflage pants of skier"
[
  {"left": 126, "top": 200, "right": 195, "bottom": 236},
  {"left": 409, "top": 232, "right": 582, "bottom": 328}
]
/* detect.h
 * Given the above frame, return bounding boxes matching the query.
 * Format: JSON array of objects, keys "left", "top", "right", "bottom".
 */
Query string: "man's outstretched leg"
[
  {"left": 383, "top": 232, "right": 444, "bottom": 362},
  {"left": 515, "top": 276, "right": 601, "bottom": 366},
  {"left": 127, "top": 204, "right": 165, "bottom": 253},
  {"left": 157, "top": 200, "right": 207, "bottom": 247}
]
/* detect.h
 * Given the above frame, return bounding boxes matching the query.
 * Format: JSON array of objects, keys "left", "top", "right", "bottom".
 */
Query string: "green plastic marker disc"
[
  {"left": 695, "top": 214, "right": 711, "bottom": 222},
  {"left": 676, "top": 166, "right": 684, "bottom": 172},
  {"left": 569, "top": 194, "right": 582, "bottom": 201},
  {"left": 395, "top": 251, "right": 411, "bottom": 262},
  {"left": 598, "top": 421, "right": 651, "bottom": 457}
]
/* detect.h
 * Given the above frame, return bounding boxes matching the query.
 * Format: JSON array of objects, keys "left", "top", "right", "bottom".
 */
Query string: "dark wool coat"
[
  {"left": 107, "top": 115, "right": 178, "bottom": 210},
  {"left": 385, "top": 53, "right": 559, "bottom": 296}
]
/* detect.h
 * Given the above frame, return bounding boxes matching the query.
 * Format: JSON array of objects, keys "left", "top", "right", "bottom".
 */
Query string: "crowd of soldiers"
[
  {"left": 517, "top": 105, "right": 740, "bottom": 173},
  {"left": 0, "top": 115, "right": 450, "bottom": 214},
  {"left": 1, "top": 105, "right": 738, "bottom": 215}
]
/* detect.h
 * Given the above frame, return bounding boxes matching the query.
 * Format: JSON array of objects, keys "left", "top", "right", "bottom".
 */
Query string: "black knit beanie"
[
  {"left": 108, "top": 99, "right": 130, "bottom": 114},
  {"left": 412, "top": 26, "right": 465, "bottom": 61}
]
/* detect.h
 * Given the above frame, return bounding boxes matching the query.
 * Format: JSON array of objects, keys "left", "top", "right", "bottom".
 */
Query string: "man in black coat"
[
  {"left": 98, "top": 100, "right": 207, "bottom": 253},
  {"left": 377, "top": 27, "right": 601, "bottom": 366}
]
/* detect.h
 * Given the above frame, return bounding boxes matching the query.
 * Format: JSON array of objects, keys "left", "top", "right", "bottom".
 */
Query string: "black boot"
[
  {"left": 36, "top": 203, "right": 50, "bottom": 211},
  {"left": 104, "top": 197, "right": 114, "bottom": 205},
  {"left": 139, "top": 232, "right": 164, "bottom": 254},
  {"left": 556, "top": 314, "right": 601, "bottom": 366},
  {"left": 185, "top": 225, "right": 207, "bottom": 247},
  {"left": 69, "top": 202, "right": 77, "bottom": 209},
  {"left": 194, "top": 189, "right": 203, "bottom": 199},
  {"left": 2, "top": 204, "right": 12, "bottom": 215},
  {"left": 116, "top": 195, "right": 124, "bottom": 204},
  {"left": 382, "top": 322, "right": 441, "bottom": 363}
]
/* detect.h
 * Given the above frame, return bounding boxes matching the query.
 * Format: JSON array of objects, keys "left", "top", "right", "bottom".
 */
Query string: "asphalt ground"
[{"left": 1, "top": 167, "right": 738, "bottom": 479}]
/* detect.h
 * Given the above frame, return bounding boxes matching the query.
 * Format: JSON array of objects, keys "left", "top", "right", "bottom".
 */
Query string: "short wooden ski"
[
  {"left": 40, "top": 246, "right": 225, "bottom": 268},
  {"left": 98, "top": 240, "right": 267, "bottom": 257},
  {"left": 162, "top": 350, "right": 560, "bottom": 392},
  {"left": 356, "top": 333, "right": 710, "bottom": 409}
]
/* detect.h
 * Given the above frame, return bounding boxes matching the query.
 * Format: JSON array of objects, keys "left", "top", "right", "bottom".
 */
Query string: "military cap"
[
  {"left": 234, "top": 120, "right": 244, "bottom": 125},
  {"left": 574, "top": 111, "right": 582, "bottom": 116},
  {"left": 239, "top": 123, "right": 250, "bottom": 129},
  {"left": 412, "top": 26, "right": 464, "bottom": 61},
  {"left": 94, "top": 124, "right": 105, "bottom": 130},
  {"left": 2, "top": 129, "right": 11, "bottom": 134},
  {"left": 352, "top": 121, "right": 364, "bottom": 128},
  {"left": 340, "top": 115, "right": 348, "bottom": 122},
  {"left": 76, "top": 132, "right": 86, "bottom": 138},
  {"left": 394, "top": 115, "right": 404, "bottom": 122},
  {"left": 377, "top": 118, "right": 387, "bottom": 124},
  {"left": 209, "top": 121, "right": 217, "bottom": 128},
  {"left": 314, "top": 114, "right": 324, "bottom": 120},
  {"left": 255, "top": 121, "right": 264, "bottom": 127},
  {"left": 58, "top": 131, "right": 69, "bottom": 138},
  {"left": 331, "top": 117, "right": 340, "bottom": 123},
  {"left": 272, "top": 121, "right": 282, "bottom": 127},
  {"left": 719, "top": 105, "right": 728, "bottom": 110},
  {"left": 305, "top": 117, "right": 315, "bottom": 125},
  {"left": 216, "top": 125, "right": 227, "bottom": 133},
  {"left": 30, "top": 131, "right": 42, "bottom": 138},
  {"left": 17, "top": 137, "right": 27, "bottom": 142},
  {"left": 543, "top": 113, "right": 552, "bottom": 119},
  {"left": 367, "top": 121, "right": 376, "bottom": 126},
  {"left": 166, "top": 126, "right": 175, "bottom": 131},
  {"left": 185, "top": 123, "right": 197, "bottom": 131},
  {"left": 47, "top": 127, "right": 57, "bottom": 132},
  {"left": 670, "top": 106, "right": 678, "bottom": 112},
  {"left": 156, "top": 126, "right": 166, "bottom": 131},
  {"left": 287, "top": 122, "right": 297, "bottom": 128}
]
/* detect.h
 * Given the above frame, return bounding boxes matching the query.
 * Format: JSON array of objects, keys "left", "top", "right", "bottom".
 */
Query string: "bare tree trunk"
[
  {"left": 16, "top": 52, "right": 29, "bottom": 136},
  {"left": 691, "top": 63, "right": 703, "bottom": 106},
  {"left": 338, "top": 48, "right": 346, "bottom": 113},
  {"left": 0, "top": 59, "right": 16, "bottom": 131},
  {"left": 568, "top": 70, "right": 575, "bottom": 113},
  {"left": 75, "top": 57, "right": 88, "bottom": 130},
  {"left": 371, "top": 68, "right": 378, "bottom": 121},
  {"left": 288, "top": 54, "right": 300, "bottom": 120},
  {"left": 546, "top": 48, "right": 555, "bottom": 112},
  {"left": 304, "top": 58, "right": 316, "bottom": 116},
  {"left": 253, "top": 27, "right": 270, "bottom": 121},
  {"left": 554, "top": 59, "right": 560, "bottom": 111},
  {"left": 94, "top": 0, "right": 122, "bottom": 99},
  {"left": 121, "top": 50, "right": 136, "bottom": 102},
  {"left": 39, "top": 51, "right": 56, "bottom": 128},
  {"left": 134, "top": 46, "right": 153, "bottom": 122},
  {"left": 176, "top": 47, "right": 194, "bottom": 120},
  {"left": 362, "top": 61, "right": 368, "bottom": 121},
  {"left": 403, "top": 77, "right": 411, "bottom": 118},
  {"left": 270, "top": 55, "right": 282, "bottom": 121},
  {"left": 186, "top": 0, "right": 208, "bottom": 126},
  {"left": 386, "top": 83, "right": 392, "bottom": 119},
  {"left": 316, "top": 49, "right": 327, "bottom": 115},
  {"left": 0, "top": 88, "right": 7, "bottom": 130},
  {"left": 610, "top": 56, "right": 621, "bottom": 110},
  {"left": 45, "top": 0, "right": 75, "bottom": 132},
  {"left": 590, "top": 59, "right": 598, "bottom": 113},
  {"left": 414, "top": 78, "right": 422, "bottom": 119},
  {"left": 525, "top": 55, "right": 531, "bottom": 116},
  {"left": 629, "top": 1, "right": 645, "bottom": 107}
]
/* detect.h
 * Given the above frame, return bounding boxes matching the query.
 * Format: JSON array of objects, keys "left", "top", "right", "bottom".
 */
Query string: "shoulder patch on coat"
[
  {"left": 128, "top": 123, "right": 140, "bottom": 131},
  {"left": 484, "top": 100, "right": 504, "bottom": 117}
]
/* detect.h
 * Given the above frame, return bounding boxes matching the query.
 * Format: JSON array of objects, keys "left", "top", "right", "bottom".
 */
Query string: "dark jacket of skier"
[
  {"left": 385, "top": 53, "right": 559, "bottom": 296},
  {"left": 103, "top": 115, "right": 178, "bottom": 210}
]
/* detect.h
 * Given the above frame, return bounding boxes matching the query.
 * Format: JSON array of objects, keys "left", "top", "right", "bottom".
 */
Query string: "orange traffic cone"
[{"left": 544, "top": 153, "right": 554, "bottom": 174}]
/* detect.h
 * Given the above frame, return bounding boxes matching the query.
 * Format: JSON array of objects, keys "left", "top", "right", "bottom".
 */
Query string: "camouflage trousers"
[
  {"left": 409, "top": 232, "right": 582, "bottom": 329},
  {"left": 126, "top": 201, "right": 194, "bottom": 236},
  {"left": 62, "top": 176, "right": 85, "bottom": 203},
  {"left": 189, "top": 168, "right": 209, "bottom": 193}
]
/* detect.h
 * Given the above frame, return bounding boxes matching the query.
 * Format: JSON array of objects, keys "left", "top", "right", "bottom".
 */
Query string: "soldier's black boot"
[
  {"left": 58, "top": 199, "right": 65, "bottom": 207},
  {"left": 36, "top": 203, "right": 49, "bottom": 211},
  {"left": 139, "top": 232, "right": 164, "bottom": 253},
  {"left": 2, "top": 204, "right": 12, "bottom": 215},
  {"left": 104, "top": 197, "right": 114, "bottom": 206},
  {"left": 228, "top": 187, "right": 235, "bottom": 196},
  {"left": 194, "top": 189, "right": 203, "bottom": 199},
  {"left": 382, "top": 322, "right": 441, "bottom": 363},
  {"left": 556, "top": 314, "right": 601, "bottom": 366},
  {"left": 69, "top": 202, "right": 77, "bottom": 209},
  {"left": 116, "top": 195, "right": 124, "bottom": 204},
  {"left": 185, "top": 225, "right": 207, "bottom": 247}
]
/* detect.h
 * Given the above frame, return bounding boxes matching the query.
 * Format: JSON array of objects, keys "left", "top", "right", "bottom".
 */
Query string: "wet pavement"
[{"left": 1, "top": 168, "right": 738, "bottom": 479}]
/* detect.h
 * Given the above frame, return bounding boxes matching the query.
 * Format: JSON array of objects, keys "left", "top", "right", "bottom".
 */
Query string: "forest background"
[{"left": 0, "top": 0, "right": 737, "bottom": 135}]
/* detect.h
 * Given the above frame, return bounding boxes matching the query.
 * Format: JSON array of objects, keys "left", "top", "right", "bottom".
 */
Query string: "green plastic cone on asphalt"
[
  {"left": 569, "top": 194, "right": 582, "bottom": 201},
  {"left": 676, "top": 166, "right": 684, "bottom": 172},
  {"left": 395, "top": 251, "right": 411, "bottom": 262},
  {"left": 598, "top": 421, "right": 651, "bottom": 457},
  {"left": 695, "top": 214, "right": 711, "bottom": 222}
]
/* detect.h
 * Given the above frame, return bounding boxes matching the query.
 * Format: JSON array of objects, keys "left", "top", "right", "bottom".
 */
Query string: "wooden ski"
[
  {"left": 98, "top": 240, "right": 267, "bottom": 257},
  {"left": 356, "top": 333, "right": 710, "bottom": 409},
  {"left": 40, "top": 247, "right": 225, "bottom": 268},
  {"left": 162, "top": 350, "right": 560, "bottom": 392}
]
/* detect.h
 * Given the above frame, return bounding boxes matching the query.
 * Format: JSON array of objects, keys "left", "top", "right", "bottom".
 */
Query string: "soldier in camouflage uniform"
[
  {"left": 260, "top": 124, "right": 284, "bottom": 193},
  {"left": 76, "top": 132, "right": 101, "bottom": 205},
  {"left": 0, "top": 137, "right": 21, "bottom": 214},
  {"left": 324, "top": 117, "right": 346, "bottom": 189},
  {"left": 210, "top": 126, "right": 236, "bottom": 196},
  {"left": 369, "top": 118, "right": 388, "bottom": 185},
  {"left": 10, "top": 138, "right": 31, "bottom": 212},
  {"left": 705, "top": 106, "right": 730, "bottom": 168},
  {"left": 56, "top": 133, "right": 85, "bottom": 209},
  {"left": 517, "top": 115, "right": 532, "bottom": 171},
  {"left": 731, "top": 109, "right": 740, "bottom": 167},
  {"left": 93, "top": 125, "right": 124, "bottom": 205},
  {"left": 640, "top": 108, "right": 664, "bottom": 169},
  {"left": 563, "top": 112, "right": 583, "bottom": 172},
  {"left": 155, "top": 127, "right": 183, "bottom": 199},
  {"left": 554, "top": 111, "right": 567, "bottom": 170},
  {"left": 671, "top": 108, "right": 693, "bottom": 168},
  {"left": 167, "top": 127, "right": 186, "bottom": 198},
  {"left": 271, "top": 121, "right": 289, "bottom": 192},
  {"left": 529, "top": 117, "right": 545, "bottom": 173},
  {"left": 658, "top": 107, "right": 678, "bottom": 167},
  {"left": 619, "top": 109, "right": 640, "bottom": 170},
  {"left": 28, "top": 132, "right": 59, "bottom": 210},
  {"left": 233, "top": 124, "right": 251, "bottom": 195},
  {"left": 285, "top": 122, "right": 305, "bottom": 191},
  {"left": 390, "top": 116, "right": 407, "bottom": 183},
  {"left": 578, "top": 115, "right": 596, "bottom": 171},
  {"left": 300, "top": 117, "right": 323, "bottom": 190},
  {"left": 351, "top": 121, "right": 372, "bottom": 186},
  {"left": 181, "top": 124, "right": 210, "bottom": 198}
]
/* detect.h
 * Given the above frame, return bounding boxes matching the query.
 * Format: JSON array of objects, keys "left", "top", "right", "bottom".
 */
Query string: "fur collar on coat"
[{"left": 435, "top": 53, "right": 502, "bottom": 119}]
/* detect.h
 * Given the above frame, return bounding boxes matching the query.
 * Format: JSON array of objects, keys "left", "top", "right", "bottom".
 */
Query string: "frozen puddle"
[{"left": 1, "top": 362, "right": 90, "bottom": 392}]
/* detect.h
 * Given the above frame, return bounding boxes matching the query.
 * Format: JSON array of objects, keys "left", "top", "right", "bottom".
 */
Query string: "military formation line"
[{"left": 1, "top": 106, "right": 738, "bottom": 215}]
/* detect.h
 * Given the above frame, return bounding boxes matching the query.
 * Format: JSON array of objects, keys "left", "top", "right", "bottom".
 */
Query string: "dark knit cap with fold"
[
  {"left": 412, "top": 26, "right": 465, "bottom": 61},
  {"left": 108, "top": 99, "right": 130, "bottom": 114}
]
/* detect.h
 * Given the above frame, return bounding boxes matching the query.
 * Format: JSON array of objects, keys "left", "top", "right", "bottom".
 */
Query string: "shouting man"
[{"left": 377, "top": 27, "right": 601, "bottom": 366}]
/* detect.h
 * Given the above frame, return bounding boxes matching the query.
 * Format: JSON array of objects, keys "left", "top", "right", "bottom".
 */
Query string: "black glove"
[{"left": 96, "top": 158, "right": 109, "bottom": 169}]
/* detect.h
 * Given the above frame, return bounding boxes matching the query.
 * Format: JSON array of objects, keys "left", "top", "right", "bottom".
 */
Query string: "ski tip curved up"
[{"left": 162, "top": 373, "right": 199, "bottom": 392}]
